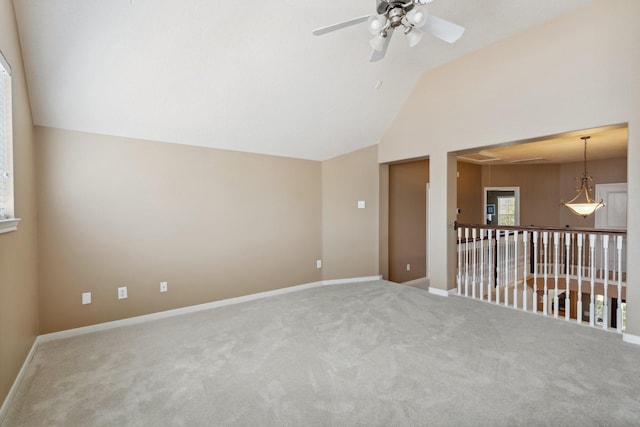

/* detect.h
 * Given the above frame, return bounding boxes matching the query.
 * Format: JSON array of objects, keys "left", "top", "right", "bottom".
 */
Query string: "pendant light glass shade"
[{"left": 561, "top": 136, "right": 605, "bottom": 218}]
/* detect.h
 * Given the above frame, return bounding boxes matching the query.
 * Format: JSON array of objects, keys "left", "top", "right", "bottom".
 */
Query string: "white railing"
[{"left": 455, "top": 222, "right": 627, "bottom": 332}]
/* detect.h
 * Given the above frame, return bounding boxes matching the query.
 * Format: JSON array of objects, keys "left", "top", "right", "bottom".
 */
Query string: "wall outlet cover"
[
  {"left": 82, "top": 292, "right": 91, "bottom": 305},
  {"left": 160, "top": 281, "right": 168, "bottom": 292},
  {"left": 118, "top": 286, "right": 128, "bottom": 299}
]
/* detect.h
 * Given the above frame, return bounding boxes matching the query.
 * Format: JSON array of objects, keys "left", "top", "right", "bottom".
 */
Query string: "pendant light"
[{"left": 561, "top": 136, "right": 605, "bottom": 218}]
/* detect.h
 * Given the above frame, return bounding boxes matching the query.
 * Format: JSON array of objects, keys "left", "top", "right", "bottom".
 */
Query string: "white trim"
[
  {"left": 0, "top": 218, "right": 19, "bottom": 234},
  {"left": 0, "top": 337, "right": 38, "bottom": 424},
  {"left": 622, "top": 333, "right": 640, "bottom": 346},
  {"left": 428, "top": 287, "right": 457, "bottom": 297},
  {"left": 322, "top": 275, "right": 382, "bottom": 286}
]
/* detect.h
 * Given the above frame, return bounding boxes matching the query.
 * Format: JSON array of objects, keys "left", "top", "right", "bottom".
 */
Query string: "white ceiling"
[{"left": 13, "top": 0, "right": 593, "bottom": 161}]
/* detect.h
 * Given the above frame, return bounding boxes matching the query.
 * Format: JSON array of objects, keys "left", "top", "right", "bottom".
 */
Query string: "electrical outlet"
[
  {"left": 316, "top": 259, "right": 322, "bottom": 269},
  {"left": 118, "top": 286, "right": 128, "bottom": 300},
  {"left": 357, "top": 200, "right": 366, "bottom": 209},
  {"left": 82, "top": 292, "right": 91, "bottom": 305},
  {"left": 160, "top": 281, "right": 168, "bottom": 292},
  {"left": 406, "top": 264, "right": 411, "bottom": 272}
]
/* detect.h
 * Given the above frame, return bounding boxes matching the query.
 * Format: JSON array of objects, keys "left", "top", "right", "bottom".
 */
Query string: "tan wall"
[
  {"left": 36, "top": 127, "right": 322, "bottom": 333},
  {"left": 481, "top": 163, "right": 562, "bottom": 227},
  {"left": 388, "top": 159, "right": 429, "bottom": 283},
  {"left": 378, "top": 164, "right": 389, "bottom": 280},
  {"left": 456, "top": 162, "right": 482, "bottom": 225},
  {"left": 378, "top": 1, "right": 640, "bottom": 334},
  {"left": 321, "top": 145, "right": 379, "bottom": 280},
  {"left": 0, "top": 0, "right": 39, "bottom": 407},
  {"left": 475, "top": 158, "right": 627, "bottom": 228}
]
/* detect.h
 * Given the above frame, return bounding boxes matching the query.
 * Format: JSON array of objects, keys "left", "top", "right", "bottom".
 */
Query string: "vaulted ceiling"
[{"left": 14, "top": 0, "right": 594, "bottom": 160}]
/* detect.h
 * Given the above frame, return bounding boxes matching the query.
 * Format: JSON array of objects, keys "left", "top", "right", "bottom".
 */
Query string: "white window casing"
[{"left": 0, "top": 50, "right": 20, "bottom": 234}]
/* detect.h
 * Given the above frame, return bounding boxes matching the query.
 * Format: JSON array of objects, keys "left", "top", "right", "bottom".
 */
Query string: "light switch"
[{"left": 357, "top": 200, "right": 366, "bottom": 209}]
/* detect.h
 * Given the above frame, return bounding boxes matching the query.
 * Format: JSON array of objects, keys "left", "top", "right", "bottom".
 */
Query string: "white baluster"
[
  {"left": 504, "top": 231, "right": 510, "bottom": 307},
  {"left": 589, "top": 234, "right": 596, "bottom": 327},
  {"left": 602, "top": 235, "right": 609, "bottom": 331},
  {"left": 577, "top": 234, "right": 583, "bottom": 324},
  {"left": 553, "top": 232, "right": 560, "bottom": 319},
  {"left": 513, "top": 230, "right": 519, "bottom": 309},
  {"left": 533, "top": 231, "right": 539, "bottom": 314},
  {"left": 480, "top": 229, "right": 485, "bottom": 302},
  {"left": 496, "top": 231, "right": 501, "bottom": 305},
  {"left": 543, "top": 232, "right": 549, "bottom": 316},
  {"left": 488, "top": 229, "right": 493, "bottom": 303},
  {"left": 565, "top": 232, "right": 571, "bottom": 321},
  {"left": 617, "top": 235, "right": 623, "bottom": 332},
  {"left": 472, "top": 228, "right": 477, "bottom": 299},
  {"left": 523, "top": 231, "right": 528, "bottom": 312},
  {"left": 464, "top": 228, "right": 470, "bottom": 297},
  {"left": 457, "top": 226, "right": 462, "bottom": 294}
]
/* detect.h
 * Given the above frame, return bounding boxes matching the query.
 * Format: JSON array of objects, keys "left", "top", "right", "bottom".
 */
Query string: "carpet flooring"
[{"left": 2, "top": 280, "right": 640, "bottom": 426}]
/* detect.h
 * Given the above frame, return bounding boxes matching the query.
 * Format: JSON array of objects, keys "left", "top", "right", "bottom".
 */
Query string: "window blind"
[{"left": 0, "top": 51, "right": 12, "bottom": 219}]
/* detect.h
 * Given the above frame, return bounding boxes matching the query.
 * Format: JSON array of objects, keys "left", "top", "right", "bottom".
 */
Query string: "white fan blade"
[
  {"left": 424, "top": 14, "right": 465, "bottom": 43},
  {"left": 313, "top": 15, "right": 372, "bottom": 36},
  {"left": 370, "top": 30, "right": 393, "bottom": 62}
]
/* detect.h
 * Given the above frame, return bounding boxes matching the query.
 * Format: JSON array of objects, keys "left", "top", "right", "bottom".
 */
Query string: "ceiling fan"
[{"left": 313, "top": 0, "right": 465, "bottom": 62}]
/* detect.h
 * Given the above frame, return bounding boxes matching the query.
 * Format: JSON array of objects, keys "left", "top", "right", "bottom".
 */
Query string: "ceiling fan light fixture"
[
  {"left": 406, "top": 6, "right": 428, "bottom": 28},
  {"left": 405, "top": 27, "right": 423, "bottom": 47},
  {"left": 369, "top": 32, "right": 388, "bottom": 51},
  {"left": 368, "top": 15, "right": 388, "bottom": 35}
]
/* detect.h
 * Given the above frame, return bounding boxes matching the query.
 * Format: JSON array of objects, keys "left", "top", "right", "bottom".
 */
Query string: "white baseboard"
[
  {"left": 623, "top": 333, "right": 640, "bottom": 346},
  {"left": 38, "top": 276, "right": 383, "bottom": 343},
  {"left": 0, "top": 337, "right": 39, "bottom": 424},
  {"left": 322, "top": 275, "right": 382, "bottom": 286},
  {"left": 428, "top": 287, "right": 457, "bottom": 297}
]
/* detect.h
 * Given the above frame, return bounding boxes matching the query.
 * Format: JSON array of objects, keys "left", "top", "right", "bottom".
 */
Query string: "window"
[
  {"left": 497, "top": 195, "right": 515, "bottom": 226},
  {"left": 484, "top": 187, "right": 520, "bottom": 226},
  {"left": 0, "top": 49, "right": 19, "bottom": 234}
]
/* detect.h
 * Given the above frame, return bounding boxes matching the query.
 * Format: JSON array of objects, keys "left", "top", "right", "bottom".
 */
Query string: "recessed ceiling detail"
[{"left": 458, "top": 152, "right": 502, "bottom": 163}]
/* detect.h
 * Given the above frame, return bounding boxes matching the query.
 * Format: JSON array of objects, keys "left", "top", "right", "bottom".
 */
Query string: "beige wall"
[
  {"left": 378, "top": 1, "right": 640, "bottom": 334},
  {"left": 321, "top": 145, "right": 379, "bottom": 280},
  {"left": 0, "top": 0, "right": 39, "bottom": 408},
  {"left": 388, "top": 159, "right": 429, "bottom": 283},
  {"left": 36, "top": 127, "right": 323, "bottom": 333}
]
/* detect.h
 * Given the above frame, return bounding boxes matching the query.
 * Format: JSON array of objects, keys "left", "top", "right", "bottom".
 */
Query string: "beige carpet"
[{"left": 2, "top": 280, "right": 640, "bottom": 426}]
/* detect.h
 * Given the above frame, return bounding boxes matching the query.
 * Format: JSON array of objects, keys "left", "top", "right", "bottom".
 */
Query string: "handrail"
[{"left": 453, "top": 221, "right": 627, "bottom": 236}]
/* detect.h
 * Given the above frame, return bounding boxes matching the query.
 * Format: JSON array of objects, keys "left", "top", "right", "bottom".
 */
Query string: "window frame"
[
  {"left": 496, "top": 195, "right": 516, "bottom": 226},
  {"left": 0, "top": 49, "right": 20, "bottom": 234}
]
